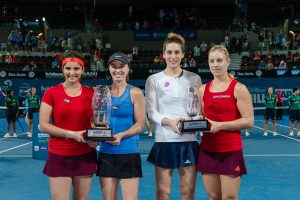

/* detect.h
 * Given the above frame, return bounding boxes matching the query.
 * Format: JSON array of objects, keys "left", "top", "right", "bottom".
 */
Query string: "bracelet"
[{"left": 65, "top": 130, "right": 69, "bottom": 139}]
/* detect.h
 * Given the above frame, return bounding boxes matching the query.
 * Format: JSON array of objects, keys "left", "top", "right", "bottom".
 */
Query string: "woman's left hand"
[
  {"left": 106, "top": 133, "right": 122, "bottom": 146},
  {"left": 206, "top": 118, "right": 223, "bottom": 133}
]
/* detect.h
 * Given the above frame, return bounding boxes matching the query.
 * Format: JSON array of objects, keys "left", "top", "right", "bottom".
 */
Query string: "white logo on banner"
[
  {"left": 28, "top": 71, "right": 35, "bottom": 78},
  {"left": 0, "top": 71, "right": 6, "bottom": 78},
  {"left": 255, "top": 70, "right": 262, "bottom": 77}
]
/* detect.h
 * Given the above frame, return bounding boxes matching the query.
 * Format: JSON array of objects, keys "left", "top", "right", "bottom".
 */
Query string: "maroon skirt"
[
  {"left": 43, "top": 150, "right": 97, "bottom": 177},
  {"left": 197, "top": 148, "right": 247, "bottom": 176}
]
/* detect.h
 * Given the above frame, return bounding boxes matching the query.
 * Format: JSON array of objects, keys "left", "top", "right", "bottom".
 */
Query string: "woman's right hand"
[
  {"left": 170, "top": 117, "right": 184, "bottom": 134},
  {"left": 67, "top": 130, "right": 87, "bottom": 143}
]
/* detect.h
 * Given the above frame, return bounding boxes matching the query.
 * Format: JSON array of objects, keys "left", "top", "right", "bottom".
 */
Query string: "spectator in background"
[
  {"left": 29, "top": 61, "right": 37, "bottom": 71},
  {"left": 132, "top": 45, "right": 138, "bottom": 61},
  {"left": 143, "top": 19, "right": 149, "bottom": 30},
  {"left": 276, "top": 90, "right": 283, "bottom": 120},
  {"left": 67, "top": 35, "right": 74, "bottom": 50},
  {"left": 4, "top": 89, "right": 19, "bottom": 138},
  {"left": 93, "top": 18, "right": 101, "bottom": 33},
  {"left": 128, "top": 5, "right": 133, "bottom": 17},
  {"left": 134, "top": 20, "right": 140, "bottom": 30},
  {"left": 94, "top": 49, "right": 103, "bottom": 72},
  {"left": 266, "top": 60, "right": 274, "bottom": 70},
  {"left": 118, "top": 20, "right": 124, "bottom": 30},
  {"left": 153, "top": 55, "right": 160, "bottom": 64},
  {"left": 4, "top": 52, "right": 12, "bottom": 64},
  {"left": 224, "top": 34, "right": 229, "bottom": 48},
  {"left": 61, "top": 38, "right": 67, "bottom": 51},
  {"left": 200, "top": 41, "right": 208, "bottom": 57},
  {"left": 278, "top": 60, "right": 287, "bottom": 69},
  {"left": 31, "top": 34, "right": 38, "bottom": 51},
  {"left": 96, "top": 37, "right": 102, "bottom": 50},
  {"left": 293, "top": 52, "right": 300, "bottom": 62},
  {"left": 48, "top": 35, "right": 56, "bottom": 52},
  {"left": 51, "top": 54, "right": 61, "bottom": 70},
  {"left": 287, "top": 51, "right": 293, "bottom": 61},
  {"left": 11, "top": 53, "right": 18, "bottom": 64},
  {"left": 159, "top": 53, "right": 164, "bottom": 65},
  {"left": 17, "top": 32, "right": 23, "bottom": 51},
  {"left": 258, "top": 60, "right": 267, "bottom": 70},
  {"left": 288, "top": 87, "right": 300, "bottom": 136},
  {"left": 182, "top": 57, "right": 189, "bottom": 68},
  {"left": 193, "top": 44, "right": 200, "bottom": 61},
  {"left": 263, "top": 86, "right": 277, "bottom": 136},
  {"left": 8, "top": 31, "right": 17, "bottom": 51},
  {"left": 22, "top": 63, "right": 31, "bottom": 71},
  {"left": 23, "top": 93, "right": 30, "bottom": 127},
  {"left": 26, "top": 87, "right": 40, "bottom": 138},
  {"left": 253, "top": 51, "right": 260, "bottom": 62},
  {"left": 250, "top": 22, "right": 257, "bottom": 32},
  {"left": 75, "top": 37, "right": 83, "bottom": 52},
  {"left": 189, "top": 57, "right": 196, "bottom": 67}
]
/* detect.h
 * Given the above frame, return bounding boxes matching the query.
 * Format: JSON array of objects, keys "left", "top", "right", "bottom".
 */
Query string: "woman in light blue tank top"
[{"left": 97, "top": 52, "right": 145, "bottom": 200}]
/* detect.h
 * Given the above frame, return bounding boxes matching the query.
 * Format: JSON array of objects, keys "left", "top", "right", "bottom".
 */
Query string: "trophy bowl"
[
  {"left": 86, "top": 85, "right": 115, "bottom": 141},
  {"left": 179, "top": 86, "right": 209, "bottom": 133}
]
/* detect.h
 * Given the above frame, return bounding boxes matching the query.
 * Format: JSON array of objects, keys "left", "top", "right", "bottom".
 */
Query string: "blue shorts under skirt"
[{"left": 147, "top": 141, "right": 199, "bottom": 169}]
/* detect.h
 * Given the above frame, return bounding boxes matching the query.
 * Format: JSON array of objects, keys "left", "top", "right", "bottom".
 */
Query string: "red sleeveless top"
[{"left": 201, "top": 79, "right": 242, "bottom": 152}]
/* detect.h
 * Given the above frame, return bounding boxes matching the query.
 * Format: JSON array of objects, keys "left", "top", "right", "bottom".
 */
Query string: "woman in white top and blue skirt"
[{"left": 145, "top": 32, "right": 202, "bottom": 200}]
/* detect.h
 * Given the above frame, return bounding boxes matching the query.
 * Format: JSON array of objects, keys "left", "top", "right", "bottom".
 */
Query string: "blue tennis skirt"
[{"left": 147, "top": 141, "right": 199, "bottom": 169}]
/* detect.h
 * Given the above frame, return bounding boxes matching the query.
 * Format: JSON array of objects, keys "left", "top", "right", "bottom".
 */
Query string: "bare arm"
[
  {"left": 39, "top": 102, "right": 86, "bottom": 142},
  {"left": 197, "top": 84, "right": 206, "bottom": 117},
  {"left": 207, "top": 83, "right": 254, "bottom": 133}
]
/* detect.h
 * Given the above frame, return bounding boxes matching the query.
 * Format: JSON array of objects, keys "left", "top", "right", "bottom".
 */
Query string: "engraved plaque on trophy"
[
  {"left": 86, "top": 85, "right": 115, "bottom": 141},
  {"left": 179, "top": 86, "right": 209, "bottom": 133}
]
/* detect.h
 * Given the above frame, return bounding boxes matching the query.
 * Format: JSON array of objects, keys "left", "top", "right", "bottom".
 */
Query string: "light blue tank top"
[{"left": 100, "top": 84, "right": 139, "bottom": 154}]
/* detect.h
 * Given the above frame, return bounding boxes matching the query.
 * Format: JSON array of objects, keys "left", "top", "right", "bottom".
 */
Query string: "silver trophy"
[
  {"left": 179, "top": 86, "right": 209, "bottom": 132},
  {"left": 86, "top": 85, "right": 115, "bottom": 141}
]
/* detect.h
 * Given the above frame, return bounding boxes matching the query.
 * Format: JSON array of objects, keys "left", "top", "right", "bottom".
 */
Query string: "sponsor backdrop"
[
  {"left": 0, "top": 77, "right": 297, "bottom": 159},
  {"left": 0, "top": 77, "right": 297, "bottom": 108},
  {"left": 32, "top": 112, "right": 49, "bottom": 159},
  {"left": 134, "top": 30, "right": 197, "bottom": 41}
]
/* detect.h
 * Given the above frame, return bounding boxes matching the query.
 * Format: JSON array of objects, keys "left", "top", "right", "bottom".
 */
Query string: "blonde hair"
[
  {"left": 208, "top": 45, "right": 230, "bottom": 61},
  {"left": 163, "top": 32, "right": 185, "bottom": 53},
  {"left": 209, "top": 45, "right": 233, "bottom": 78}
]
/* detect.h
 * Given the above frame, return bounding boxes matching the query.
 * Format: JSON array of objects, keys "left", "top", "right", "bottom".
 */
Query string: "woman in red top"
[
  {"left": 197, "top": 45, "right": 254, "bottom": 200},
  {"left": 39, "top": 51, "right": 97, "bottom": 200}
]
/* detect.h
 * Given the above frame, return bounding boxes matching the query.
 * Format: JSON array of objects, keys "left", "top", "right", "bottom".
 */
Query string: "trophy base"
[
  {"left": 179, "top": 119, "right": 210, "bottom": 133},
  {"left": 86, "top": 128, "right": 115, "bottom": 141}
]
